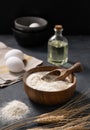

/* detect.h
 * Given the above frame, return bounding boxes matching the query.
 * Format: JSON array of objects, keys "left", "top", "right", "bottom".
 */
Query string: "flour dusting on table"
[{"left": 0, "top": 100, "right": 30, "bottom": 122}]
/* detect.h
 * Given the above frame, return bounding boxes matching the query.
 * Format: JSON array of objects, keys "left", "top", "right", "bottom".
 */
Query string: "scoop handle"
[
  {"left": 67, "top": 62, "right": 83, "bottom": 74},
  {"left": 55, "top": 62, "right": 83, "bottom": 81}
]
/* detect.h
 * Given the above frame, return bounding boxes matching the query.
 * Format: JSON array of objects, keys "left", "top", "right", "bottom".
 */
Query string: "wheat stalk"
[
  {"left": 27, "top": 115, "right": 90, "bottom": 130},
  {"left": 0, "top": 89, "right": 90, "bottom": 130}
]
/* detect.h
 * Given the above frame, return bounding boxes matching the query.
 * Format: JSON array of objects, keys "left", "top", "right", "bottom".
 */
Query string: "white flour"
[
  {"left": 26, "top": 72, "right": 73, "bottom": 92},
  {"left": 0, "top": 100, "right": 30, "bottom": 122}
]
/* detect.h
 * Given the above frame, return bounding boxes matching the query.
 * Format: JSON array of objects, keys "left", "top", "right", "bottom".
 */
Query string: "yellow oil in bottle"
[{"left": 47, "top": 25, "right": 68, "bottom": 66}]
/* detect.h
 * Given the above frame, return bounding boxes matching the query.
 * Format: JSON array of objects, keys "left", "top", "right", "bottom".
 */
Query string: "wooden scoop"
[{"left": 42, "top": 62, "right": 83, "bottom": 81}]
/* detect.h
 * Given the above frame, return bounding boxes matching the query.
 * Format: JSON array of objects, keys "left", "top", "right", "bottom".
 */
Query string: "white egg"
[
  {"left": 6, "top": 56, "right": 24, "bottom": 73},
  {"left": 29, "top": 23, "right": 40, "bottom": 28},
  {"left": 5, "top": 49, "right": 24, "bottom": 60}
]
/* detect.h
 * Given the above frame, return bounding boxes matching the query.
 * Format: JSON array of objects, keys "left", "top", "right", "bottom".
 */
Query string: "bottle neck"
[{"left": 54, "top": 28, "right": 63, "bottom": 39}]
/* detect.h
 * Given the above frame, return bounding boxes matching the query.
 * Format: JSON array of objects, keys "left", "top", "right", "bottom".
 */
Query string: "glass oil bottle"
[{"left": 47, "top": 25, "right": 68, "bottom": 66}]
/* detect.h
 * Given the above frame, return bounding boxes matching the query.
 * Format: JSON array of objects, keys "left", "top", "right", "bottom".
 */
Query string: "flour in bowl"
[{"left": 26, "top": 72, "right": 73, "bottom": 92}]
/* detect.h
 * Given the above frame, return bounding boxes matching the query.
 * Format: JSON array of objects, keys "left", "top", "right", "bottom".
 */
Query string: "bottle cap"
[{"left": 55, "top": 25, "right": 63, "bottom": 30}]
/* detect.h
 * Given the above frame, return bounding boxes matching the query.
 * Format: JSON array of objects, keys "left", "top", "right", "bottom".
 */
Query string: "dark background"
[
  {"left": 0, "top": 0, "right": 90, "bottom": 35},
  {"left": 0, "top": 1, "right": 90, "bottom": 128}
]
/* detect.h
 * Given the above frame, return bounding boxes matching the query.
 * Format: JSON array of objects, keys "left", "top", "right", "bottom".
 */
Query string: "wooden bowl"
[{"left": 23, "top": 66, "right": 77, "bottom": 106}]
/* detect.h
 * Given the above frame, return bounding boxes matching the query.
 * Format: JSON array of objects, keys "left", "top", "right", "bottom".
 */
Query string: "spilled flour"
[{"left": 0, "top": 100, "right": 30, "bottom": 122}]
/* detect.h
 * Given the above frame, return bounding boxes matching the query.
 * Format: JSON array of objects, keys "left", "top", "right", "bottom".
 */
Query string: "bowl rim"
[
  {"left": 14, "top": 16, "right": 48, "bottom": 32},
  {"left": 23, "top": 66, "right": 76, "bottom": 93}
]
